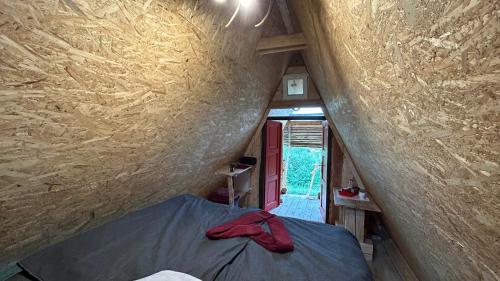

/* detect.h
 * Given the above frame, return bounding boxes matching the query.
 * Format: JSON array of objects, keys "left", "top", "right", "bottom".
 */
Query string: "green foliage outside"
[{"left": 283, "top": 145, "right": 322, "bottom": 196}]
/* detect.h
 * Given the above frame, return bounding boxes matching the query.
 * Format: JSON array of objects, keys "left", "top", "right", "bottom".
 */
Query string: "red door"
[
  {"left": 263, "top": 120, "right": 282, "bottom": 211},
  {"left": 320, "top": 121, "right": 329, "bottom": 221}
]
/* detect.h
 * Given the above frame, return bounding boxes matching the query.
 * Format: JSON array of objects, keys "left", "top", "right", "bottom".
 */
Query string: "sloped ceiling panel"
[
  {"left": 290, "top": 0, "right": 499, "bottom": 280},
  {"left": 0, "top": 0, "right": 287, "bottom": 263}
]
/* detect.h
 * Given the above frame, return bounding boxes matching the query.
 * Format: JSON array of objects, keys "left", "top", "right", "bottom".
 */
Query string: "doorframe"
[
  {"left": 324, "top": 125, "right": 333, "bottom": 223},
  {"left": 259, "top": 117, "right": 332, "bottom": 224},
  {"left": 259, "top": 123, "right": 266, "bottom": 209}
]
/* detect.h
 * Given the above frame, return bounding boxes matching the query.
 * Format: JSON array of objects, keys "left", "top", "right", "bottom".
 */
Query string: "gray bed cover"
[{"left": 18, "top": 195, "right": 371, "bottom": 281}]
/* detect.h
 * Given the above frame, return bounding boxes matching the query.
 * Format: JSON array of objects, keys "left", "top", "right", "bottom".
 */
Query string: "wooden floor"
[
  {"left": 369, "top": 230, "right": 420, "bottom": 281},
  {"left": 270, "top": 194, "right": 324, "bottom": 223}
]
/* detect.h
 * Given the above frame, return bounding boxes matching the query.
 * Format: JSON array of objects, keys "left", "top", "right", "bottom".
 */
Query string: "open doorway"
[{"left": 261, "top": 107, "right": 329, "bottom": 223}]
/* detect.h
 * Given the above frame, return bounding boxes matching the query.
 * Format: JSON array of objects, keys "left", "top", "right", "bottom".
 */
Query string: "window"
[{"left": 268, "top": 107, "right": 324, "bottom": 117}]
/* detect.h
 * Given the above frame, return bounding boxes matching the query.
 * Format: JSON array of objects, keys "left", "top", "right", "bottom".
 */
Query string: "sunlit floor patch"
[{"left": 270, "top": 194, "right": 323, "bottom": 223}]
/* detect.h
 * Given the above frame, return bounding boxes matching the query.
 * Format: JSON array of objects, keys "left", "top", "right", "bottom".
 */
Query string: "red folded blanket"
[{"left": 206, "top": 210, "right": 294, "bottom": 253}]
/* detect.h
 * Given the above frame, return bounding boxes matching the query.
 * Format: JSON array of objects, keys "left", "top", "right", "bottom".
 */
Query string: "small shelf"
[
  {"left": 333, "top": 188, "right": 381, "bottom": 212},
  {"left": 215, "top": 164, "right": 252, "bottom": 177},
  {"left": 215, "top": 163, "right": 253, "bottom": 208}
]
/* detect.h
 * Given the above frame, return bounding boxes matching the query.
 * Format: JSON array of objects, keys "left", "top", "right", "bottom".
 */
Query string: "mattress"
[{"left": 16, "top": 194, "right": 371, "bottom": 281}]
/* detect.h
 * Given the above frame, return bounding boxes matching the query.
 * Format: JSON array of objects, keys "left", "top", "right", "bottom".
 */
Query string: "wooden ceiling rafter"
[
  {"left": 256, "top": 33, "right": 307, "bottom": 55},
  {"left": 256, "top": 0, "right": 306, "bottom": 55},
  {"left": 275, "top": 0, "right": 295, "bottom": 34}
]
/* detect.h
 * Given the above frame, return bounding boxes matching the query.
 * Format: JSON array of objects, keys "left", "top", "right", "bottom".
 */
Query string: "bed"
[{"left": 10, "top": 194, "right": 372, "bottom": 281}]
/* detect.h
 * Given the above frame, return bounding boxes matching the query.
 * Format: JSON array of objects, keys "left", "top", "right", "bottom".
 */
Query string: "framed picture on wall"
[{"left": 282, "top": 73, "right": 308, "bottom": 100}]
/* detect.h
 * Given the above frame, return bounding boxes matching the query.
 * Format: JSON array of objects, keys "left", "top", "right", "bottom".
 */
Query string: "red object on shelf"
[{"left": 339, "top": 188, "right": 359, "bottom": 197}]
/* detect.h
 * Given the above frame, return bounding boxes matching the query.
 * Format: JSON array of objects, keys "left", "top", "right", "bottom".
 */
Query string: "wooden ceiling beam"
[
  {"left": 257, "top": 33, "right": 306, "bottom": 55},
  {"left": 269, "top": 98, "right": 321, "bottom": 108},
  {"left": 276, "top": 0, "right": 294, "bottom": 34}
]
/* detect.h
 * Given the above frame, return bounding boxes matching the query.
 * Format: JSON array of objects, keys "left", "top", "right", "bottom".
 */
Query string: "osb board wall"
[
  {"left": 341, "top": 158, "right": 355, "bottom": 189},
  {"left": 0, "top": 0, "right": 287, "bottom": 263},
  {"left": 291, "top": 0, "right": 499, "bottom": 280}
]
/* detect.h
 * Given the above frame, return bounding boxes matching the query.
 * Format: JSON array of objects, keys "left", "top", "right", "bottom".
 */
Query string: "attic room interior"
[{"left": 0, "top": 0, "right": 498, "bottom": 280}]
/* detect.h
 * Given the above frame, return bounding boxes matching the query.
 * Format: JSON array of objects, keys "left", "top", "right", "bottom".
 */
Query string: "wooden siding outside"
[{"left": 283, "top": 121, "right": 323, "bottom": 148}]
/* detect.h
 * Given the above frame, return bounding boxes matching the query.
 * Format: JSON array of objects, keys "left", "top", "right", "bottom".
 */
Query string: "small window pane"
[{"left": 287, "top": 78, "right": 304, "bottom": 95}]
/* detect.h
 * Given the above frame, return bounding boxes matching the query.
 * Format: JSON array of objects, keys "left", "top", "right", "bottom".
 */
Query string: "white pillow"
[{"left": 135, "top": 270, "right": 202, "bottom": 281}]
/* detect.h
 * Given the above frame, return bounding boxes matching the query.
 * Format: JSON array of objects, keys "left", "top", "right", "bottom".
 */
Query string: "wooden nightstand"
[{"left": 333, "top": 188, "right": 381, "bottom": 261}]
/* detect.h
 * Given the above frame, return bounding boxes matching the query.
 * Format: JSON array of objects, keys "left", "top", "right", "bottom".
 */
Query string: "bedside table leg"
[
  {"left": 227, "top": 176, "right": 234, "bottom": 208},
  {"left": 344, "top": 207, "right": 366, "bottom": 242},
  {"left": 355, "top": 209, "right": 365, "bottom": 242}
]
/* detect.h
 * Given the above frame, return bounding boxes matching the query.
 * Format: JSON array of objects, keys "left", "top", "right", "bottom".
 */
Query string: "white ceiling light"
[
  {"left": 239, "top": 0, "right": 254, "bottom": 9},
  {"left": 224, "top": 0, "right": 273, "bottom": 28}
]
